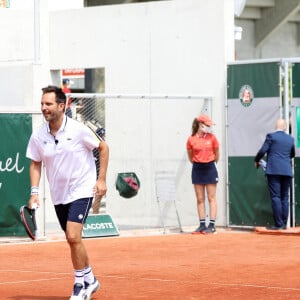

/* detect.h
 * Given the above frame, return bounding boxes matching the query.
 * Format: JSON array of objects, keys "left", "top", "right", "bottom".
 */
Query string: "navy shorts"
[
  {"left": 55, "top": 197, "right": 93, "bottom": 232},
  {"left": 192, "top": 161, "right": 219, "bottom": 184}
]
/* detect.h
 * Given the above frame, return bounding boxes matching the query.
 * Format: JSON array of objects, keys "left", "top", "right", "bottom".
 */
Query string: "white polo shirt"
[{"left": 26, "top": 116, "right": 101, "bottom": 205}]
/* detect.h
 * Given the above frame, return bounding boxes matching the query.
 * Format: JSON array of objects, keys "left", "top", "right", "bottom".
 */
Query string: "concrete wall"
[
  {"left": 106, "top": 97, "right": 211, "bottom": 229},
  {"left": 0, "top": 0, "right": 235, "bottom": 232},
  {"left": 0, "top": 9, "right": 33, "bottom": 62},
  {"left": 49, "top": 1, "right": 235, "bottom": 94},
  {"left": 48, "top": 0, "right": 234, "bottom": 229},
  {"left": 0, "top": 1, "right": 51, "bottom": 110}
]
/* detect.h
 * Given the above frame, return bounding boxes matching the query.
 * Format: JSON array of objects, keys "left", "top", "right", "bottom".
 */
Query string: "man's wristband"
[{"left": 30, "top": 186, "right": 39, "bottom": 195}]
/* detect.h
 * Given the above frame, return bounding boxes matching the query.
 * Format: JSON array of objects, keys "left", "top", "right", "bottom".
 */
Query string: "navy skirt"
[{"left": 192, "top": 161, "right": 219, "bottom": 184}]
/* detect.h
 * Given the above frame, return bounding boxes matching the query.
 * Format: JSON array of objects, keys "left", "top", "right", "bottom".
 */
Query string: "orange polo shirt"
[{"left": 186, "top": 133, "right": 219, "bottom": 163}]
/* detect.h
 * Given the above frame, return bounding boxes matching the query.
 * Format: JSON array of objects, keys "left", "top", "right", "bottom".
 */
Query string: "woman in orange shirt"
[{"left": 186, "top": 114, "right": 219, "bottom": 234}]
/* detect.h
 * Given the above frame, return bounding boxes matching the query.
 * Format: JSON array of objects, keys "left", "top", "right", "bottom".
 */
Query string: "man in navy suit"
[{"left": 254, "top": 119, "right": 295, "bottom": 230}]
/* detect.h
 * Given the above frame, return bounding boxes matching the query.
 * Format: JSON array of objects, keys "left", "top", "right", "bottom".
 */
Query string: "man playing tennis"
[{"left": 26, "top": 86, "right": 109, "bottom": 300}]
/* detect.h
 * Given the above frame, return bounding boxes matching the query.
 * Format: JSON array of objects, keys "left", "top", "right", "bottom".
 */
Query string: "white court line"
[
  {"left": 101, "top": 275, "right": 300, "bottom": 292},
  {"left": 0, "top": 269, "right": 70, "bottom": 285},
  {"left": 205, "top": 281, "right": 300, "bottom": 292},
  {"left": 2, "top": 270, "right": 300, "bottom": 293},
  {"left": 104, "top": 275, "right": 176, "bottom": 282},
  {"left": 0, "top": 277, "right": 69, "bottom": 285},
  {"left": 0, "top": 269, "right": 70, "bottom": 275}
]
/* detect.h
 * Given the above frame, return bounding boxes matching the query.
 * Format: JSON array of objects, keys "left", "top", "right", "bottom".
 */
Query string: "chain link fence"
[{"left": 69, "top": 95, "right": 106, "bottom": 140}]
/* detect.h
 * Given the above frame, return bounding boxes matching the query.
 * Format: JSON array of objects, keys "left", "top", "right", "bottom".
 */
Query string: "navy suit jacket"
[{"left": 254, "top": 130, "right": 295, "bottom": 177}]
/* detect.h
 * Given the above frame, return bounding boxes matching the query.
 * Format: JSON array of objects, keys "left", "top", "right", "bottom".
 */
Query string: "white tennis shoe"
[
  {"left": 85, "top": 277, "right": 100, "bottom": 300},
  {"left": 70, "top": 283, "right": 87, "bottom": 300}
]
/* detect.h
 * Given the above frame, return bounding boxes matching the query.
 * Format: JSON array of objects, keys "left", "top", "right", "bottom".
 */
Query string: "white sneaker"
[
  {"left": 84, "top": 277, "right": 100, "bottom": 300},
  {"left": 70, "top": 283, "right": 87, "bottom": 300}
]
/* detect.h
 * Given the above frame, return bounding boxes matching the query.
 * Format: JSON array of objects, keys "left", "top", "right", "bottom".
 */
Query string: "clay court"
[{"left": 0, "top": 229, "right": 300, "bottom": 300}]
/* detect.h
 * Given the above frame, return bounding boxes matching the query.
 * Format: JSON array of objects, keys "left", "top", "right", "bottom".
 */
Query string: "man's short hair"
[{"left": 42, "top": 85, "right": 67, "bottom": 105}]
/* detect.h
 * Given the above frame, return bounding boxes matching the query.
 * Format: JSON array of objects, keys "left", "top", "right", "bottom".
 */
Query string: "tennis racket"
[{"left": 20, "top": 203, "right": 38, "bottom": 240}]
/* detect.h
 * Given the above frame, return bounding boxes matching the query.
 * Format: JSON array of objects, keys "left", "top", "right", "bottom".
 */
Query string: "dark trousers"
[{"left": 267, "top": 174, "right": 291, "bottom": 227}]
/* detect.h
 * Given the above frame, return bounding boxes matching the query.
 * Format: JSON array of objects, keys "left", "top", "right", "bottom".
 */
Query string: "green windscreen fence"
[
  {"left": 0, "top": 114, "right": 32, "bottom": 236},
  {"left": 291, "top": 62, "right": 300, "bottom": 225},
  {"left": 227, "top": 62, "right": 281, "bottom": 226}
]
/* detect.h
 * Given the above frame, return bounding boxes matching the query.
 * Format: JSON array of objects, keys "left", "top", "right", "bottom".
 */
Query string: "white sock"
[
  {"left": 74, "top": 268, "right": 85, "bottom": 285},
  {"left": 84, "top": 266, "right": 95, "bottom": 284}
]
